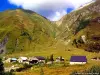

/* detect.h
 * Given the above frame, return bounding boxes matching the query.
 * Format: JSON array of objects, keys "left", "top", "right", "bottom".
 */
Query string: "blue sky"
[
  {"left": 0, "top": 0, "right": 17, "bottom": 11},
  {"left": 0, "top": 0, "right": 94, "bottom": 21}
]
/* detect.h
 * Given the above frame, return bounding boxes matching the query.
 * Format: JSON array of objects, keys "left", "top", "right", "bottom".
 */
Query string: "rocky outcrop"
[
  {"left": 56, "top": 0, "right": 100, "bottom": 44},
  {"left": 0, "top": 36, "right": 8, "bottom": 54}
]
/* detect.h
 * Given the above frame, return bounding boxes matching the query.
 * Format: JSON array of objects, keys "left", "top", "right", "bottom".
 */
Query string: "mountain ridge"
[
  {"left": 0, "top": 9, "right": 58, "bottom": 54},
  {"left": 0, "top": 0, "right": 100, "bottom": 54},
  {"left": 56, "top": 0, "right": 100, "bottom": 52}
]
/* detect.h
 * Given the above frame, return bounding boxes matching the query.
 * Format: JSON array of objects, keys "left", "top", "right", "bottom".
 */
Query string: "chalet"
[
  {"left": 46, "top": 61, "right": 53, "bottom": 65},
  {"left": 70, "top": 56, "right": 87, "bottom": 65},
  {"left": 91, "top": 57, "right": 100, "bottom": 61},
  {"left": 3, "top": 58, "right": 17, "bottom": 63},
  {"left": 18, "top": 57, "right": 28, "bottom": 63},
  {"left": 10, "top": 58, "right": 17, "bottom": 62},
  {"left": 55, "top": 56, "right": 64, "bottom": 62},
  {"left": 29, "top": 56, "right": 45, "bottom": 64},
  {"left": 29, "top": 57, "right": 38, "bottom": 64}
]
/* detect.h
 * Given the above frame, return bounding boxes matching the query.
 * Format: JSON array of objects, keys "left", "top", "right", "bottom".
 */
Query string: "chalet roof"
[
  {"left": 29, "top": 57, "right": 38, "bottom": 61},
  {"left": 34, "top": 56, "right": 45, "bottom": 60},
  {"left": 20, "top": 57, "right": 28, "bottom": 60},
  {"left": 70, "top": 56, "right": 87, "bottom": 62},
  {"left": 11, "top": 58, "right": 17, "bottom": 61},
  {"left": 91, "top": 57, "right": 100, "bottom": 59}
]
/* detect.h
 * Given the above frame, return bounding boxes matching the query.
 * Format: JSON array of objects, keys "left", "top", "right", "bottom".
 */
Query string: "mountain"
[
  {"left": 0, "top": 9, "right": 57, "bottom": 54},
  {"left": 56, "top": 0, "right": 100, "bottom": 52},
  {"left": 0, "top": 0, "right": 100, "bottom": 54}
]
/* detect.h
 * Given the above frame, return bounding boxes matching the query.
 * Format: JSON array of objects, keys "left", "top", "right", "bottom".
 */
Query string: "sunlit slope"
[
  {"left": 56, "top": 0, "right": 100, "bottom": 52},
  {"left": 0, "top": 9, "right": 57, "bottom": 53}
]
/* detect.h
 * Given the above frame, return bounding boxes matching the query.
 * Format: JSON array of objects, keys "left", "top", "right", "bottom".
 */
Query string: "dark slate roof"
[
  {"left": 70, "top": 56, "right": 87, "bottom": 62},
  {"left": 35, "top": 56, "right": 45, "bottom": 60}
]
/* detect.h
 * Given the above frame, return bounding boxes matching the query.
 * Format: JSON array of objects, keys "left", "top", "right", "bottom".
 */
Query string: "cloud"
[
  {"left": 8, "top": 0, "right": 93, "bottom": 21},
  {"left": 49, "top": 10, "right": 67, "bottom": 21},
  {"left": 69, "top": 0, "right": 94, "bottom": 8}
]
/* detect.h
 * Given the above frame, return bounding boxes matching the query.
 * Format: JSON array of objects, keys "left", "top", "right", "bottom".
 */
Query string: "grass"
[
  {"left": 4, "top": 45, "right": 100, "bottom": 75},
  {"left": 0, "top": 9, "right": 57, "bottom": 54},
  {"left": 1, "top": 8, "right": 100, "bottom": 75}
]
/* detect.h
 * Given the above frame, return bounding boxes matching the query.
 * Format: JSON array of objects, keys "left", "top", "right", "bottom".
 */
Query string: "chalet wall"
[{"left": 70, "top": 62, "right": 86, "bottom": 65}]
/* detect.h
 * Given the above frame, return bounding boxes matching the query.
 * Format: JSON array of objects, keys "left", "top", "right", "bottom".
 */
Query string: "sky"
[{"left": 0, "top": 0, "right": 94, "bottom": 21}]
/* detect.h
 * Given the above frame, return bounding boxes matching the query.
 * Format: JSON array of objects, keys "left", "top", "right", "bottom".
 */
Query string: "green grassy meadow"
[{"left": 4, "top": 44, "right": 100, "bottom": 75}]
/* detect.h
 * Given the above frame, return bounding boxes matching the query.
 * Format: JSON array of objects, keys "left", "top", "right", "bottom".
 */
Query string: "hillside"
[
  {"left": 0, "top": 9, "right": 58, "bottom": 54},
  {"left": 0, "top": 0, "right": 100, "bottom": 54},
  {"left": 56, "top": 0, "right": 100, "bottom": 52},
  {"left": 1, "top": 1, "right": 100, "bottom": 75}
]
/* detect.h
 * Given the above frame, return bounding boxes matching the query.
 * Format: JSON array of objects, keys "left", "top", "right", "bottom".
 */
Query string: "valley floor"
[{"left": 5, "top": 45, "right": 100, "bottom": 75}]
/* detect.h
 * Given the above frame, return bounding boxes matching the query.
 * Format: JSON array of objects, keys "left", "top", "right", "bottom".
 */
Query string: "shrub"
[
  {"left": 16, "top": 64, "right": 32, "bottom": 72},
  {"left": 87, "top": 66, "right": 100, "bottom": 74},
  {"left": 70, "top": 65, "right": 100, "bottom": 75},
  {"left": 23, "top": 63, "right": 32, "bottom": 68}
]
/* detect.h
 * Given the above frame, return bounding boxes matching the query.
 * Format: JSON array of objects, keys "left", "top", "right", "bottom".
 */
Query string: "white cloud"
[
  {"left": 49, "top": 10, "right": 67, "bottom": 21},
  {"left": 69, "top": 0, "right": 94, "bottom": 8},
  {"left": 8, "top": 0, "right": 93, "bottom": 21}
]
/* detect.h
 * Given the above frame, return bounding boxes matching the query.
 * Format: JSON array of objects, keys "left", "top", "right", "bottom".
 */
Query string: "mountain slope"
[
  {"left": 0, "top": 9, "right": 57, "bottom": 54},
  {"left": 56, "top": 0, "right": 100, "bottom": 52}
]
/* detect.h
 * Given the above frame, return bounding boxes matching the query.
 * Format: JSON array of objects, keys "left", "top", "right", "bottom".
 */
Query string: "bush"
[
  {"left": 70, "top": 65, "right": 100, "bottom": 75},
  {"left": 23, "top": 64, "right": 32, "bottom": 68},
  {"left": 0, "top": 58, "right": 14, "bottom": 75},
  {"left": 87, "top": 66, "right": 100, "bottom": 74},
  {"left": 16, "top": 64, "right": 32, "bottom": 72}
]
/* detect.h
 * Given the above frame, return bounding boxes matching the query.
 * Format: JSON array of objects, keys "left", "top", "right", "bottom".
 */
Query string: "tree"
[
  {"left": 49, "top": 54, "right": 54, "bottom": 63},
  {"left": 45, "top": 56, "right": 49, "bottom": 63},
  {"left": 59, "top": 56, "right": 62, "bottom": 61},
  {"left": 0, "top": 58, "right": 4, "bottom": 74},
  {"left": 0, "top": 58, "right": 14, "bottom": 75}
]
